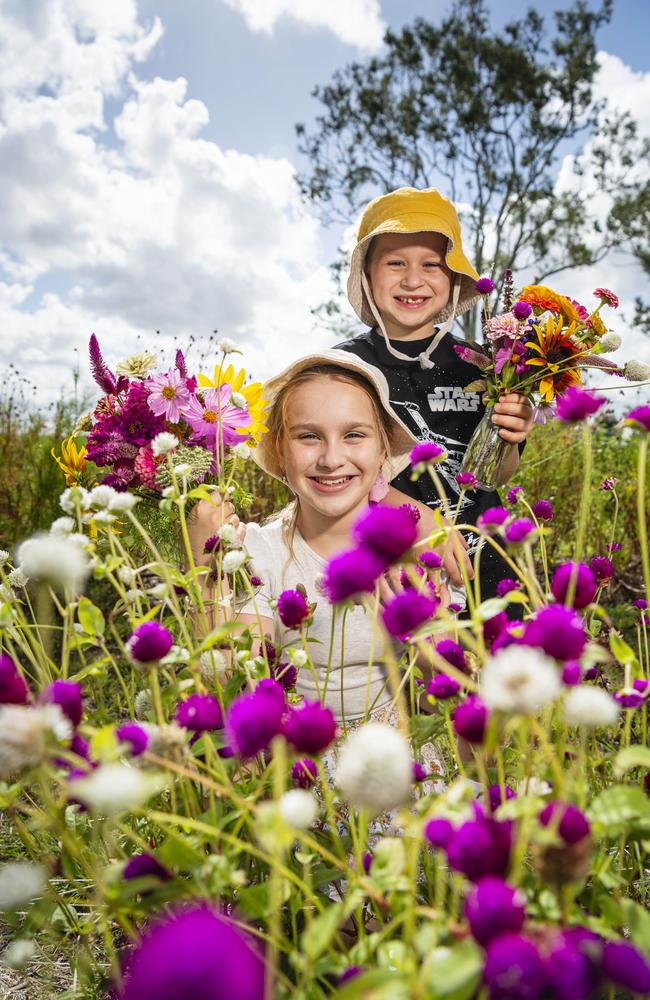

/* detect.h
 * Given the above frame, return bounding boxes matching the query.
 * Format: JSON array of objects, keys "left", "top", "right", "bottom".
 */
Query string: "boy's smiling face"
[{"left": 366, "top": 231, "right": 452, "bottom": 341}]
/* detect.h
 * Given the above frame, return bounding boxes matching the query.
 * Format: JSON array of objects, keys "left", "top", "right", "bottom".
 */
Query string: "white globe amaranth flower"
[
  {"left": 50, "top": 516, "right": 75, "bottom": 536},
  {"left": 88, "top": 484, "right": 118, "bottom": 509},
  {"left": 134, "top": 689, "right": 153, "bottom": 719},
  {"left": 623, "top": 360, "right": 650, "bottom": 382},
  {"left": 124, "top": 588, "right": 145, "bottom": 604},
  {"left": 70, "top": 763, "right": 165, "bottom": 816},
  {"left": 173, "top": 462, "right": 192, "bottom": 476},
  {"left": 288, "top": 649, "right": 308, "bottom": 668},
  {"left": 279, "top": 789, "right": 318, "bottom": 829},
  {"left": 0, "top": 549, "right": 9, "bottom": 566},
  {"left": 2, "top": 937, "right": 37, "bottom": 969},
  {"left": 335, "top": 722, "right": 412, "bottom": 815},
  {"left": 563, "top": 685, "right": 620, "bottom": 727},
  {"left": 199, "top": 649, "right": 228, "bottom": 683},
  {"left": 232, "top": 443, "right": 252, "bottom": 460},
  {"left": 222, "top": 550, "right": 247, "bottom": 574},
  {"left": 149, "top": 582, "right": 168, "bottom": 600},
  {"left": 141, "top": 722, "right": 188, "bottom": 760},
  {"left": 118, "top": 566, "right": 135, "bottom": 585},
  {"left": 151, "top": 432, "right": 179, "bottom": 457},
  {"left": 216, "top": 337, "right": 238, "bottom": 355},
  {"left": 91, "top": 510, "right": 116, "bottom": 525},
  {"left": 481, "top": 646, "right": 562, "bottom": 715},
  {"left": 0, "top": 863, "right": 46, "bottom": 911},
  {"left": 115, "top": 351, "right": 158, "bottom": 379},
  {"left": 598, "top": 332, "right": 621, "bottom": 352},
  {"left": 16, "top": 534, "right": 90, "bottom": 592},
  {"left": 108, "top": 492, "right": 138, "bottom": 513},
  {"left": 7, "top": 568, "right": 29, "bottom": 589},
  {"left": 0, "top": 704, "right": 72, "bottom": 780},
  {"left": 218, "top": 523, "right": 241, "bottom": 548},
  {"left": 517, "top": 775, "right": 552, "bottom": 797},
  {"left": 60, "top": 486, "right": 88, "bottom": 514},
  {"left": 231, "top": 391, "right": 247, "bottom": 409}
]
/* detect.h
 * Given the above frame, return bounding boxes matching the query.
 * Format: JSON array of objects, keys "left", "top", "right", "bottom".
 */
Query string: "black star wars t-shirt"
[{"left": 335, "top": 327, "right": 519, "bottom": 599}]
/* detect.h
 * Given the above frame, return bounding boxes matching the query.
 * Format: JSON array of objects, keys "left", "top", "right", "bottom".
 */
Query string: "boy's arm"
[
  {"left": 383, "top": 484, "right": 474, "bottom": 587},
  {"left": 490, "top": 393, "right": 535, "bottom": 485}
]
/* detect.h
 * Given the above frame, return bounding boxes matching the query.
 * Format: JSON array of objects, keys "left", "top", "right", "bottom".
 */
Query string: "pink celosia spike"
[{"left": 88, "top": 334, "right": 117, "bottom": 395}]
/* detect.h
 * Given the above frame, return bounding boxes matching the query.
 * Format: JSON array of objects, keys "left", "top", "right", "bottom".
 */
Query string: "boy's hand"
[{"left": 491, "top": 393, "right": 535, "bottom": 444}]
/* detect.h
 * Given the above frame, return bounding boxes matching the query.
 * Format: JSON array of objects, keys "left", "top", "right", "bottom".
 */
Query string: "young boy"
[{"left": 335, "top": 187, "right": 535, "bottom": 599}]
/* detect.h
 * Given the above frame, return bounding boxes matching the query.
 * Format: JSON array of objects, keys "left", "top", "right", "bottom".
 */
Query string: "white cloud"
[
  {"left": 0, "top": 1, "right": 336, "bottom": 399},
  {"left": 221, "top": 0, "right": 385, "bottom": 53}
]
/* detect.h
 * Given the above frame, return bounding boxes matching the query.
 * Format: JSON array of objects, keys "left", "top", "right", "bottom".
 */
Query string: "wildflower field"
[{"left": 0, "top": 340, "right": 649, "bottom": 1000}]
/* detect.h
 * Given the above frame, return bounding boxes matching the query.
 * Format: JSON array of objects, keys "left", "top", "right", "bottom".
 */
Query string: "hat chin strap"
[{"left": 361, "top": 273, "right": 460, "bottom": 369}]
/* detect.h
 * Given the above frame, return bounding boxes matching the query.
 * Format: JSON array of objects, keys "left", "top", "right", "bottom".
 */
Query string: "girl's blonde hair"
[{"left": 265, "top": 364, "right": 394, "bottom": 556}]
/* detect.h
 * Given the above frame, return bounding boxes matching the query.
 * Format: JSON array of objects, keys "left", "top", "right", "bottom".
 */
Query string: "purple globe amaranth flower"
[
  {"left": 633, "top": 678, "right": 650, "bottom": 694},
  {"left": 70, "top": 732, "right": 90, "bottom": 760},
  {"left": 543, "top": 929, "right": 601, "bottom": 1000},
  {"left": 43, "top": 680, "right": 83, "bottom": 727},
  {"left": 412, "top": 761, "right": 428, "bottom": 782},
  {"left": 453, "top": 695, "right": 489, "bottom": 744},
  {"left": 644, "top": 771, "right": 650, "bottom": 796},
  {"left": 551, "top": 561, "right": 597, "bottom": 609},
  {"left": 600, "top": 476, "right": 618, "bottom": 491},
  {"left": 424, "top": 817, "right": 454, "bottom": 849},
  {"left": 203, "top": 535, "right": 220, "bottom": 555},
  {"left": 382, "top": 590, "right": 439, "bottom": 640},
  {"left": 476, "top": 276, "right": 495, "bottom": 294},
  {"left": 522, "top": 606, "right": 587, "bottom": 661},
  {"left": 483, "top": 934, "right": 546, "bottom": 1000},
  {"left": 118, "top": 903, "right": 264, "bottom": 1000},
  {"left": 589, "top": 555, "right": 613, "bottom": 585},
  {"left": 271, "top": 661, "right": 297, "bottom": 691},
  {"left": 633, "top": 598, "right": 648, "bottom": 610},
  {"left": 465, "top": 876, "right": 526, "bottom": 946},
  {"left": 491, "top": 623, "right": 523, "bottom": 653},
  {"left": 483, "top": 611, "right": 509, "bottom": 648},
  {"left": 291, "top": 757, "right": 318, "bottom": 788},
  {"left": 258, "top": 638, "right": 278, "bottom": 666},
  {"left": 399, "top": 502, "right": 421, "bottom": 523},
  {"left": 276, "top": 588, "right": 310, "bottom": 629},
  {"left": 176, "top": 694, "right": 224, "bottom": 733},
  {"left": 447, "top": 816, "right": 512, "bottom": 881},
  {"left": 0, "top": 653, "right": 30, "bottom": 705},
  {"left": 410, "top": 441, "right": 446, "bottom": 467},
  {"left": 322, "top": 547, "right": 383, "bottom": 603},
  {"left": 539, "top": 800, "right": 590, "bottom": 844},
  {"left": 602, "top": 940, "right": 650, "bottom": 994},
  {"left": 127, "top": 621, "right": 174, "bottom": 664},
  {"left": 419, "top": 550, "right": 443, "bottom": 570},
  {"left": 614, "top": 688, "right": 645, "bottom": 709},
  {"left": 531, "top": 499, "right": 554, "bottom": 521},
  {"left": 507, "top": 485, "right": 525, "bottom": 505},
  {"left": 123, "top": 853, "right": 170, "bottom": 883},
  {"left": 361, "top": 850, "right": 373, "bottom": 873},
  {"left": 583, "top": 664, "right": 600, "bottom": 681},
  {"left": 282, "top": 701, "right": 337, "bottom": 754},
  {"left": 117, "top": 723, "right": 150, "bottom": 756},
  {"left": 561, "top": 661, "right": 582, "bottom": 686},
  {"left": 496, "top": 577, "right": 521, "bottom": 597},
  {"left": 556, "top": 386, "right": 606, "bottom": 422},
  {"left": 428, "top": 673, "right": 461, "bottom": 700},
  {"left": 512, "top": 300, "right": 532, "bottom": 320},
  {"left": 352, "top": 505, "right": 418, "bottom": 565},
  {"left": 436, "top": 639, "right": 467, "bottom": 672},
  {"left": 488, "top": 784, "right": 516, "bottom": 814},
  {"left": 625, "top": 405, "right": 650, "bottom": 432},
  {"left": 456, "top": 471, "right": 478, "bottom": 490},
  {"left": 478, "top": 506, "right": 510, "bottom": 530},
  {"left": 607, "top": 541, "right": 622, "bottom": 553},
  {"left": 504, "top": 518, "right": 536, "bottom": 544},
  {"left": 339, "top": 966, "right": 364, "bottom": 984},
  {"left": 249, "top": 576, "right": 262, "bottom": 587},
  {"left": 226, "top": 679, "right": 285, "bottom": 759}
]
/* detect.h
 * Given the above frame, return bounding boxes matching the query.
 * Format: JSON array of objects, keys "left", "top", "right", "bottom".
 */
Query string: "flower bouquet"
[{"left": 457, "top": 274, "right": 647, "bottom": 489}]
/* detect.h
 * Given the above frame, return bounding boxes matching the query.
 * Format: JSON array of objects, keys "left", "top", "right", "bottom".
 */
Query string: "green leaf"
[
  {"left": 613, "top": 745, "right": 650, "bottom": 776},
  {"left": 420, "top": 939, "right": 483, "bottom": 999},
  {"left": 609, "top": 632, "right": 637, "bottom": 666},
  {"left": 236, "top": 879, "right": 290, "bottom": 919},
  {"left": 588, "top": 784, "right": 650, "bottom": 836},
  {"left": 474, "top": 596, "right": 510, "bottom": 621},
  {"left": 77, "top": 596, "right": 105, "bottom": 637},
  {"left": 619, "top": 898, "right": 650, "bottom": 957},
  {"left": 158, "top": 834, "right": 205, "bottom": 871},
  {"left": 332, "top": 969, "right": 411, "bottom": 999},
  {"left": 301, "top": 903, "right": 346, "bottom": 961}
]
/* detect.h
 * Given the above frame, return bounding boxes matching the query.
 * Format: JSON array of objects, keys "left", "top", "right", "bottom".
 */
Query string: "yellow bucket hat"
[{"left": 347, "top": 187, "right": 480, "bottom": 368}]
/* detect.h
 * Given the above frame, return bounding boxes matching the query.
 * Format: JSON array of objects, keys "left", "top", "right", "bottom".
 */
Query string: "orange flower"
[
  {"left": 520, "top": 285, "right": 580, "bottom": 326},
  {"left": 524, "top": 315, "right": 583, "bottom": 402}
]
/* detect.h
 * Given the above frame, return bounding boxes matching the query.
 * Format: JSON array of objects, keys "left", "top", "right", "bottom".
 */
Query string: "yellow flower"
[
  {"left": 51, "top": 436, "right": 88, "bottom": 486},
  {"left": 520, "top": 285, "right": 580, "bottom": 326},
  {"left": 197, "top": 363, "right": 269, "bottom": 443},
  {"left": 589, "top": 312, "right": 607, "bottom": 337},
  {"left": 524, "top": 315, "right": 583, "bottom": 402}
]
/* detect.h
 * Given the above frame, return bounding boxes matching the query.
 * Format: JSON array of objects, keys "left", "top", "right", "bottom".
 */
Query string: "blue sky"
[{"left": 0, "top": 0, "right": 648, "bottom": 403}]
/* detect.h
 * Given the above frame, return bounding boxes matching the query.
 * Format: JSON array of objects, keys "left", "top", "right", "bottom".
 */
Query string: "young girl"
[
  {"left": 336, "top": 187, "right": 536, "bottom": 600},
  {"left": 188, "top": 351, "right": 460, "bottom": 727}
]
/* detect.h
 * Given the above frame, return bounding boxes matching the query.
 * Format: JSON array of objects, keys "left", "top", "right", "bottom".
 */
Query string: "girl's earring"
[{"left": 369, "top": 469, "right": 389, "bottom": 503}]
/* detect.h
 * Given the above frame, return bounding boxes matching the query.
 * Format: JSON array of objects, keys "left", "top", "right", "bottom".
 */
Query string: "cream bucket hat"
[
  {"left": 253, "top": 351, "right": 418, "bottom": 483},
  {"left": 347, "top": 187, "right": 480, "bottom": 368}
]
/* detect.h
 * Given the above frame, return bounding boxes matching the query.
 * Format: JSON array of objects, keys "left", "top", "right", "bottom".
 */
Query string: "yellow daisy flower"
[
  {"left": 51, "top": 435, "right": 88, "bottom": 486},
  {"left": 524, "top": 315, "right": 583, "bottom": 403},
  {"left": 197, "top": 363, "right": 269, "bottom": 443}
]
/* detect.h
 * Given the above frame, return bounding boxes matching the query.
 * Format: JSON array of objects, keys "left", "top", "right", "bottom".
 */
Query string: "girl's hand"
[
  {"left": 377, "top": 565, "right": 405, "bottom": 608},
  {"left": 491, "top": 393, "right": 535, "bottom": 444},
  {"left": 187, "top": 494, "right": 244, "bottom": 566}
]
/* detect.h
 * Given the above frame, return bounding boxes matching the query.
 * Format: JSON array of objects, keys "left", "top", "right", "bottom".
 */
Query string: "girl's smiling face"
[
  {"left": 278, "top": 375, "right": 386, "bottom": 529},
  {"left": 366, "top": 231, "right": 452, "bottom": 341}
]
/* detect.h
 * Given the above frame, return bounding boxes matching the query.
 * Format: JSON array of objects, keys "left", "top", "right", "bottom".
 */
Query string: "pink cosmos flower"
[
  {"left": 146, "top": 370, "right": 191, "bottom": 423},
  {"left": 182, "top": 385, "right": 250, "bottom": 450},
  {"left": 593, "top": 287, "right": 619, "bottom": 309}
]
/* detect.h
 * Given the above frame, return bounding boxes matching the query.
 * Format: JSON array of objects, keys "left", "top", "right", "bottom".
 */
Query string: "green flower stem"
[
  {"left": 573, "top": 422, "right": 592, "bottom": 563},
  {"left": 637, "top": 436, "right": 650, "bottom": 605}
]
